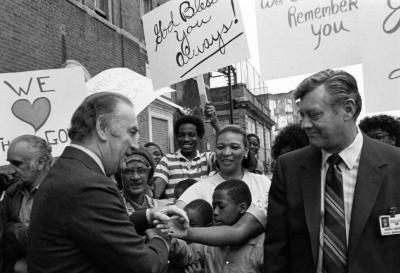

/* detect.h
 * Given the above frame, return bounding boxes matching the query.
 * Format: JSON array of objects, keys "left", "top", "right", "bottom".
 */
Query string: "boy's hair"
[
  {"left": 174, "top": 115, "right": 205, "bottom": 138},
  {"left": 174, "top": 178, "right": 197, "bottom": 198},
  {"left": 214, "top": 179, "right": 252, "bottom": 207},
  {"left": 184, "top": 199, "right": 213, "bottom": 227}
]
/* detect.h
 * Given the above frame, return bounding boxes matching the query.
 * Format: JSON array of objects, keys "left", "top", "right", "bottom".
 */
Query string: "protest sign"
[
  {"left": 361, "top": 0, "right": 400, "bottom": 113},
  {"left": 142, "top": 0, "right": 250, "bottom": 90},
  {"left": 256, "top": 0, "right": 361, "bottom": 80},
  {"left": 86, "top": 68, "right": 175, "bottom": 114},
  {"left": 0, "top": 67, "right": 87, "bottom": 165}
]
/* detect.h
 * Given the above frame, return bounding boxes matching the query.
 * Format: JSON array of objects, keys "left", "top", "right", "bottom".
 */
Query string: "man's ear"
[
  {"left": 343, "top": 99, "right": 356, "bottom": 120},
  {"left": 36, "top": 157, "right": 46, "bottom": 171},
  {"left": 96, "top": 115, "right": 108, "bottom": 141},
  {"left": 239, "top": 202, "right": 248, "bottom": 214}
]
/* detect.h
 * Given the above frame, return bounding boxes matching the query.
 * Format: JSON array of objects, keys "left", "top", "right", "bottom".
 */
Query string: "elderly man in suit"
[
  {"left": 27, "top": 92, "right": 187, "bottom": 273},
  {"left": 264, "top": 69, "right": 400, "bottom": 273}
]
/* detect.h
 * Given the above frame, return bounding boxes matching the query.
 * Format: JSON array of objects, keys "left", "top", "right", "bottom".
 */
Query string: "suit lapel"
[
  {"left": 300, "top": 146, "right": 322, "bottom": 264},
  {"left": 348, "top": 136, "right": 386, "bottom": 260}
]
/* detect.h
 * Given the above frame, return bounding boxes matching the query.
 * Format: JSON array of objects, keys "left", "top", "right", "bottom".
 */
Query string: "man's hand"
[
  {"left": 204, "top": 103, "right": 217, "bottom": 119},
  {"left": 204, "top": 103, "right": 220, "bottom": 132},
  {"left": 148, "top": 205, "right": 189, "bottom": 225},
  {"left": 156, "top": 214, "right": 190, "bottom": 239},
  {"left": 185, "top": 262, "right": 204, "bottom": 273}
]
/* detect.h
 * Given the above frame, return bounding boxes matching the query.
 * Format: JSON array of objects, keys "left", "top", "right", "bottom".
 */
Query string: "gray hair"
[
  {"left": 294, "top": 69, "right": 362, "bottom": 119},
  {"left": 68, "top": 92, "right": 133, "bottom": 143},
  {"left": 10, "top": 134, "right": 52, "bottom": 166}
]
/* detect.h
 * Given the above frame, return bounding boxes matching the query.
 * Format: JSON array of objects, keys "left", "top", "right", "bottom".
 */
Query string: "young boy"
[
  {"left": 174, "top": 178, "right": 197, "bottom": 200},
  {"left": 184, "top": 199, "right": 213, "bottom": 228},
  {"left": 168, "top": 179, "right": 264, "bottom": 273}
]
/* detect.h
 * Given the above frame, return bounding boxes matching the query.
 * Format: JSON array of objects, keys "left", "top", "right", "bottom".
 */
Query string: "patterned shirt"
[
  {"left": 171, "top": 233, "right": 264, "bottom": 273},
  {"left": 153, "top": 149, "right": 213, "bottom": 199}
]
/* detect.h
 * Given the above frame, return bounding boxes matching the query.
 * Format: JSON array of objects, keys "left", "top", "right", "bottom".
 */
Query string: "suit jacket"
[
  {"left": 1, "top": 182, "right": 30, "bottom": 272},
  {"left": 264, "top": 135, "right": 400, "bottom": 273},
  {"left": 27, "top": 146, "right": 169, "bottom": 273}
]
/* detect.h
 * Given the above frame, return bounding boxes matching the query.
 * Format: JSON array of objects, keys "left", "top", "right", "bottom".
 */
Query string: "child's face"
[
  {"left": 185, "top": 208, "right": 208, "bottom": 227},
  {"left": 212, "top": 189, "right": 243, "bottom": 226}
]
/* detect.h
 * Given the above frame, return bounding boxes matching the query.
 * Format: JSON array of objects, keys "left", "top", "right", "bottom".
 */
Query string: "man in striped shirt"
[{"left": 153, "top": 115, "right": 215, "bottom": 199}]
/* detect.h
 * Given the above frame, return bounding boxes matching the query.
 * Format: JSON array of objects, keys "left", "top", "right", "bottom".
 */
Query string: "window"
[
  {"left": 95, "top": 0, "right": 112, "bottom": 20},
  {"left": 246, "top": 117, "right": 256, "bottom": 134},
  {"left": 148, "top": 110, "right": 174, "bottom": 153},
  {"left": 140, "top": 0, "right": 153, "bottom": 17}
]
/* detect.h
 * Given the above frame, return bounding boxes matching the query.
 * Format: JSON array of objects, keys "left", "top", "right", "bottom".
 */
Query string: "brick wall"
[{"left": 0, "top": 0, "right": 147, "bottom": 76}]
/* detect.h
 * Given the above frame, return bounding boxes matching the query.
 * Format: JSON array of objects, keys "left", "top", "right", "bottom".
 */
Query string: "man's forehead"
[{"left": 299, "top": 86, "right": 331, "bottom": 109}]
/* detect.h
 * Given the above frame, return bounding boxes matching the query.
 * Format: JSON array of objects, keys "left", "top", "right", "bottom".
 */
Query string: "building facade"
[
  {"left": 258, "top": 90, "right": 301, "bottom": 139},
  {"left": 0, "top": 0, "right": 181, "bottom": 156}
]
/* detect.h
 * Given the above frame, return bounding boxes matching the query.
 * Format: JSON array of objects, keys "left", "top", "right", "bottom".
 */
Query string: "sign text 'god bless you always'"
[{"left": 142, "top": 0, "right": 250, "bottom": 90}]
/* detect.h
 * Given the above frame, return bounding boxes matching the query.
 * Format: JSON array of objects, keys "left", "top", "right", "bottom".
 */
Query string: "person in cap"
[{"left": 116, "top": 147, "right": 170, "bottom": 215}]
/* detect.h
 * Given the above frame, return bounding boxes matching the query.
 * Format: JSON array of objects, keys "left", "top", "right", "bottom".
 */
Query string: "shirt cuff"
[
  {"left": 146, "top": 209, "right": 151, "bottom": 225},
  {"left": 150, "top": 235, "right": 170, "bottom": 252}
]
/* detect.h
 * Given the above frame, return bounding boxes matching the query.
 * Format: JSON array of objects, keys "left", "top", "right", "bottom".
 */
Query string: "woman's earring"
[{"left": 244, "top": 153, "right": 248, "bottom": 159}]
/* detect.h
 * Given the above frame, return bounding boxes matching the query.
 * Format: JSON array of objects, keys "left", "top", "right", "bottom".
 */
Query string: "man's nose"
[
  {"left": 213, "top": 207, "right": 219, "bottom": 216},
  {"left": 131, "top": 171, "right": 141, "bottom": 180},
  {"left": 130, "top": 135, "right": 140, "bottom": 150},
  {"left": 300, "top": 117, "right": 312, "bottom": 129}
]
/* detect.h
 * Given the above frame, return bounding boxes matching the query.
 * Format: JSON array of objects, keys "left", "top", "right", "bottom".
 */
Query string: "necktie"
[{"left": 323, "top": 154, "right": 347, "bottom": 273}]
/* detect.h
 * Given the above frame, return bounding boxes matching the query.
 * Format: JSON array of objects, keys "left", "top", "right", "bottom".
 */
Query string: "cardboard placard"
[
  {"left": 361, "top": 0, "right": 400, "bottom": 113},
  {"left": 142, "top": 0, "right": 250, "bottom": 90},
  {"left": 0, "top": 67, "right": 87, "bottom": 164},
  {"left": 86, "top": 68, "right": 175, "bottom": 114},
  {"left": 256, "top": 0, "right": 361, "bottom": 80}
]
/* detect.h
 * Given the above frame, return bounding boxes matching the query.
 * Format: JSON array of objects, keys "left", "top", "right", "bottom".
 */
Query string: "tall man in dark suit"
[
  {"left": 264, "top": 69, "right": 400, "bottom": 273},
  {"left": 27, "top": 92, "right": 187, "bottom": 273}
]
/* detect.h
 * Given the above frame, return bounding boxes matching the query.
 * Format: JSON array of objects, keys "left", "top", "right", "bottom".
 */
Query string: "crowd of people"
[{"left": 1, "top": 68, "right": 400, "bottom": 273}]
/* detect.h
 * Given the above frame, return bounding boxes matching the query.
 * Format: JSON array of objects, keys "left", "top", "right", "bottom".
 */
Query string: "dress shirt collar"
[
  {"left": 321, "top": 129, "right": 363, "bottom": 170},
  {"left": 70, "top": 144, "right": 105, "bottom": 174}
]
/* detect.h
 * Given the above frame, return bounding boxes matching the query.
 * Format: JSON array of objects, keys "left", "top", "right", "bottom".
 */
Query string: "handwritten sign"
[
  {"left": 0, "top": 67, "right": 87, "bottom": 165},
  {"left": 86, "top": 68, "right": 175, "bottom": 114},
  {"left": 256, "top": 0, "right": 361, "bottom": 80},
  {"left": 142, "top": 0, "right": 250, "bottom": 90},
  {"left": 361, "top": 0, "right": 400, "bottom": 113}
]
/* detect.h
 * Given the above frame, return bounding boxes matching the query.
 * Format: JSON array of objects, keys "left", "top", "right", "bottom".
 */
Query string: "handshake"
[{"left": 145, "top": 205, "right": 190, "bottom": 245}]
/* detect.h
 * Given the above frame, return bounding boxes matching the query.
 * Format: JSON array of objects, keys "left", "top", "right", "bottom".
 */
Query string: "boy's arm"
[
  {"left": 164, "top": 211, "right": 264, "bottom": 246},
  {"left": 186, "top": 212, "right": 264, "bottom": 246}
]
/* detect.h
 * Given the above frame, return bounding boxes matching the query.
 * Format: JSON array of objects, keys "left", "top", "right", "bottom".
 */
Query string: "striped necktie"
[{"left": 323, "top": 154, "right": 347, "bottom": 273}]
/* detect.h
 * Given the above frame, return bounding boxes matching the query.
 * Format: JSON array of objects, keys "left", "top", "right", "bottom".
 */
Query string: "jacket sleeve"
[
  {"left": 1, "top": 192, "right": 29, "bottom": 256},
  {"left": 264, "top": 158, "right": 289, "bottom": 273},
  {"left": 68, "top": 180, "right": 168, "bottom": 273}
]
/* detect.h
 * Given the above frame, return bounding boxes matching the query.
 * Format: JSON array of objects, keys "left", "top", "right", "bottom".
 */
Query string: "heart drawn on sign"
[{"left": 11, "top": 97, "right": 51, "bottom": 132}]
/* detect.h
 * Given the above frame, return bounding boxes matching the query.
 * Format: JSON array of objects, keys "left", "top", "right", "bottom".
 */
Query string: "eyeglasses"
[
  {"left": 369, "top": 133, "right": 391, "bottom": 141},
  {"left": 123, "top": 167, "right": 151, "bottom": 177}
]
